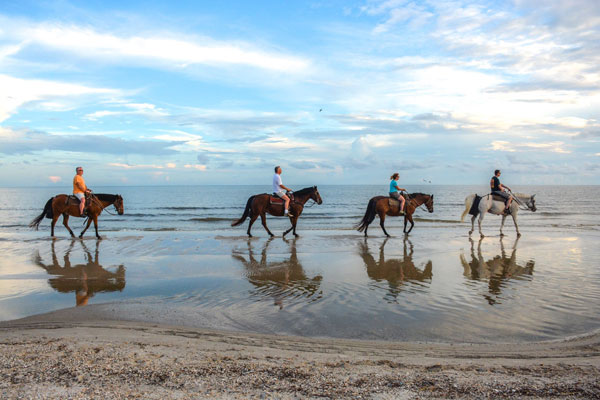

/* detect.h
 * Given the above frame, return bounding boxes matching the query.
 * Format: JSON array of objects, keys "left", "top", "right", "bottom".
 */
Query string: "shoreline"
[{"left": 1, "top": 310, "right": 600, "bottom": 398}]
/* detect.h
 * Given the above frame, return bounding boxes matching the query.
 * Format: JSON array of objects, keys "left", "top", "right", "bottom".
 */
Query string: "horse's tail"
[
  {"left": 460, "top": 194, "right": 476, "bottom": 222},
  {"left": 356, "top": 197, "right": 378, "bottom": 232},
  {"left": 29, "top": 197, "right": 54, "bottom": 230},
  {"left": 231, "top": 196, "right": 255, "bottom": 227}
]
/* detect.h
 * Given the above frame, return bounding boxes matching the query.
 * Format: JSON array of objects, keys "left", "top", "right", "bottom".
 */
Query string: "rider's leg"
[
  {"left": 282, "top": 194, "right": 290, "bottom": 214},
  {"left": 399, "top": 197, "right": 405, "bottom": 212},
  {"left": 506, "top": 195, "right": 513, "bottom": 210},
  {"left": 79, "top": 198, "right": 85, "bottom": 216}
]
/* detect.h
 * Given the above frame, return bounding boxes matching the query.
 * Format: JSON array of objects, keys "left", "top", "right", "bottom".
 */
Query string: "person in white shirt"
[{"left": 272, "top": 166, "right": 294, "bottom": 216}]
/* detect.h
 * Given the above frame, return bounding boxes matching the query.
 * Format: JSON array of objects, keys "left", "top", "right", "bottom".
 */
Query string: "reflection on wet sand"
[
  {"left": 33, "top": 240, "right": 126, "bottom": 306},
  {"left": 359, "top": 238, "right": 433, "bottom": 302},
  {"left": 460, "top": 238, "right": 535, "bottom": 305},
  {"left": 232, "top": 238, "right": 322, "bottom": 309}
]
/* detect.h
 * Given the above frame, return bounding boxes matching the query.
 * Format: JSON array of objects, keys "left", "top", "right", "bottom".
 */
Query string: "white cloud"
[
  {"left": 5, "top": 21, "right": 309, "bottom": 73},
  {"left": 491, "top": 140, "right": 571, "bottom": 154},
  {"left": 85, "top": 102, "right": 169, "bottom": 121},
  {"left": 0, "top": 74, "right": 118, "bottom": 122}
]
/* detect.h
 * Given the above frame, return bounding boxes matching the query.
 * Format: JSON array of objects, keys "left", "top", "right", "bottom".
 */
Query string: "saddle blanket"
[
  {"left": 65, "top": 195, "right": 82, "bottom": 205},
  {"left": 270, "top": 195, "right": 284, "bottom": 205},
  {"left": 469, "top": 195, "right": 482, "bottom": 216}
]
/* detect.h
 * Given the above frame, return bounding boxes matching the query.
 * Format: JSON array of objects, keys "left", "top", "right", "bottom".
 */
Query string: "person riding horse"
[
  {"left": 389, "top": 172, "right": 406, "bottom": 213},
  {"left": 73, "top": 166, "right": 91, "bottom": 217},
  {"left": 273, "top": 166, "right": 294, "bottom": 217},
  {"left": 490, "top": 169, "right": 512, "bottom": 214}
]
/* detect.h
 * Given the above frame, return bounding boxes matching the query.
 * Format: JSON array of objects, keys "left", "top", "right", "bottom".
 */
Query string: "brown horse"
[
  {"left": 29, "top": 193, "right": 124, "bottom": 239},
  {"left": 231, "top": 186, "right": 323, "bottom": 237},
  {"left": 356, "top": 192, "right": 434, "bottom": 237}
]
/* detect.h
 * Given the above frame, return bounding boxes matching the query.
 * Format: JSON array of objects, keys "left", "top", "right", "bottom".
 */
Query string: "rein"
[
  {"left": 89, "top": 194, "right": 119, "bottom": 216},
  {"left": 404, "top": 191, "right": 430, "bottom": 212}
]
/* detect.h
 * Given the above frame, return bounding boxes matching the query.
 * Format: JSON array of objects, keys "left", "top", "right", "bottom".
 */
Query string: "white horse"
[{"left": 460, "top": 192, "right": 537, "bottom": 238}]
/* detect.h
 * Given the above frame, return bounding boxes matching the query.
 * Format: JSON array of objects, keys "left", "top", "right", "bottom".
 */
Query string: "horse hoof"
[
  {"left": 294, "top": 233, "right": 299, "bottom": 237},
  {"left": 517, "top": 233, "right": 522, "bottom": 237},
  {"left": 480, "top": 234, "right": 485, "bottom": 239},
  {"left": 500, "top": 233, "right": 505, "bottom": 237}
]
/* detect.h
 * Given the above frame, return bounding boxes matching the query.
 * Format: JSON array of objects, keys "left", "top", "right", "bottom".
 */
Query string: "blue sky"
[{"left": 1, "top": 0, "right": 599, "bottom": 186}]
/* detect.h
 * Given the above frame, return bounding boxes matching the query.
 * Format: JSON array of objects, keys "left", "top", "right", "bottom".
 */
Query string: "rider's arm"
[
  {"left": 490, "top": 178, "right": 495, "bottom": 189},
  {"left": 280, "top": 185, "right": 293, "bottom": 192}
]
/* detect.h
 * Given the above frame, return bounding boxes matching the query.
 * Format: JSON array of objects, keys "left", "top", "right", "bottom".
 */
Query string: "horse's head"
[
  {"left": 311, "top": 186, "right": 323, "bottom": 205},
  {"left": 527, "top": 194, "right": 536, "bottom": 212},
  {"left": 114, "top": 195, "right": 124, "bottom": 215},
  {"left": 425, "top": 194, "right": 434, "bottom": 213}
]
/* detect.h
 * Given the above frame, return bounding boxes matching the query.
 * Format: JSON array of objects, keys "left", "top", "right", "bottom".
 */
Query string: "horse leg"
[
  {"left": 406, "top": 214, "right": 415, "bottom": 235},
  {"left": 62, "top": 214, "right": 75, "bottom": 238},
  {"left": 379, "top": 214, "right": 391, "bottom": 237},
  {"left": 93, "top": 216, "right": 101, "bottom": 239},
  {"left": 292, "top": 216, "right": 299, "bottom": 237},
  {"left": 478, "top": 213, "right": 485, "bottom": 238},
  {"left": 512, "top": 212, "right": 520, "bottom": 237},
  {"left": 469, "top": 215, "right": 476, "bottom": 236},
  {"left": 247, "top": 214, "right": 259, "bottom": 237},
  {"left": 403, "top": 215, "right": 408, "bottom": 233},
  {"left": 260, "top": 213, "right": 274, "bottom": 237},
  {"left": 499, "top": 214, "right": 507, "bottom": 237},
  {"left": 50, "top": 214, "right": 59, "bottom": 237},
  {"left": 80, "top": 218, "right": 92, "bottom": 238}
]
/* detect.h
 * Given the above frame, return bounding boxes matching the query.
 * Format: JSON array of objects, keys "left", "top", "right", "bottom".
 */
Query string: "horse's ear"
[
  {"left": 314, "top": 185, "right": 317, "bottom": 189},
  {"left": 532, "top": 194, "right": 536, "bottom": 198}
]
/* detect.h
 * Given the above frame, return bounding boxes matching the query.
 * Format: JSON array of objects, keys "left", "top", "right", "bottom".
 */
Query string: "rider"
[
  {"left": 389, "top": 172, "right": 406, "bottom": 212},
  {"left": 273, "top": 166, "right": 294, "bottom": 217},
  {"left": 73, "top": 166, "right": 91, "bottom": 217},
  {"left": 490, "top": 169, "right": 513, "bottom": 213}
]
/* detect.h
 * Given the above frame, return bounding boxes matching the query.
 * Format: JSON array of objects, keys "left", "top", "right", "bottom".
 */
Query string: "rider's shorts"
[
  {"left": 274, "top": 190, "right": 287, "bottom": 198},
  {"left": 389, "top": 192, "right": 401, "bottom": 200},
  {"left": 74, "top": 193, "right": 85, "bottom": 201}
]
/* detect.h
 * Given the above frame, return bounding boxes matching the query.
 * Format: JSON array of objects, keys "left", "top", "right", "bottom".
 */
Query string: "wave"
[
  {"left": 158, "top": 206, "right": 229, "bottom": 210},
  {"left": 190, "top": 217, "right": 232, "bottom": 222}
]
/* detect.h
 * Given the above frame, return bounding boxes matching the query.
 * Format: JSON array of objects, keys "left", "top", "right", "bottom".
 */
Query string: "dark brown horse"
[
  {"left": 29, "top": 193, "right": 124, "bottom": 239},
  {"left": 356, "top": 192, "right": 434, "bottom": 237},
  {"left": 231, "top": 186, "right": 323, "bottom": 237}
]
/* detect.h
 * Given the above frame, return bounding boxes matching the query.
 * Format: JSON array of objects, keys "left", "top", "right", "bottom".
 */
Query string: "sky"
[{"left": 0, "top": 0, "right": 599, "bottom": 186}]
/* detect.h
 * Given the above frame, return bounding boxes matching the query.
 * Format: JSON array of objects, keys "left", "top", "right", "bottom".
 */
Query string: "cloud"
[
  {"left": 184, "top": 164, "right": 207, "bottom": 171},
  {"left": 48, "top": 176, "right": 61, "bottom": 183},
  {"left": 0, "top": 127, "right": 178, "bottom": 155},
  {"left": 2, "top": 20, "right": 309, "bottom": 73},
  {"left": 85, "top": 103, "right": 169, "bottom": 121},
  {"left": 0, "top": 74, "right": 118, "bottom": 123},
  {"left": 491, "top": 140, "right": 571, "bottom": 154}
]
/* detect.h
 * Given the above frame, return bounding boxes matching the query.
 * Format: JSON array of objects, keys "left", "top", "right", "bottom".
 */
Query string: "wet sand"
[
  {"left": 1, "top": 311, "right": 600, "bottom": 399},
  {"left": 2, "top": 226, "right": 600, "bottom": 397}
]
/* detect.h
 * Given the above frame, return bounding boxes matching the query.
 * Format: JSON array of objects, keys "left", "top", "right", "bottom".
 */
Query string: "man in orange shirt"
[{"left": 73, "top": 166, "right": 91, "bottom": 216}]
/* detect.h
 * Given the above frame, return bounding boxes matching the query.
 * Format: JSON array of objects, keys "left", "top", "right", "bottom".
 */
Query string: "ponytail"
[{"left": 390, "top": 173, "right": 399, "bottom": 180}]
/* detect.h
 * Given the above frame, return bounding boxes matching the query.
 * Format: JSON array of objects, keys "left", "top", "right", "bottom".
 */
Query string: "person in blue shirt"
[{"left": 389, "top": 172, "right": 406, "bottom": 212}]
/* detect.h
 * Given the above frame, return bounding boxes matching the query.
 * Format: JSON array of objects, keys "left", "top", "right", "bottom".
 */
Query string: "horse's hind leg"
[
  {"left": 260, "top": 213, "right": 274, "bottom": 237},
  {"left": 379, "top": 214, "right": 391, "bottom": 237},
  {"left": 478, "top": 214, "right": 485, "bottom": 238},
  {"left": 247, "top": 214, "right": 259, "bottom": 237},
  {"left": 500, "top": 215, "right": 507, "bottom": 237},
  {"left": 51, "top": 215, "right": 59, "bottom": 237},
  {"left": 62, "top": 214, "right": 75, "bottom": 238},
  {"left": 469, "top": 215, "right": 476, "bottom": 235}
]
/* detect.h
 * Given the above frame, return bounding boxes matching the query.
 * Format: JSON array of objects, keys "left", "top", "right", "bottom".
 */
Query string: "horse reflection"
[
  {"left": 359, "top": 238, "right": 433, "bottom": 302},
  {"left": 231, "top": 237, "right": 322, "bottom": 309},
  {"left": 33, "top": 240, "right": 125, "bottom": 306},
  {"left": 460, "top": 237, "right": 534, "bottom": 305}
]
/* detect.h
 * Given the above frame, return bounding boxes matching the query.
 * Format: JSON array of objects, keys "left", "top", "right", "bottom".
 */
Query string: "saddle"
[
  {"left": 270, "top": 192, "right": 294, "bottom": 205},
  {"left": 388, "top": 196, "right": 406, "bottom": 213},
  {"left": 65, "top": 195, "right": 82, "bottom": 206},
  {"left": 492, "top": 194, "right": 507, "bottom": 204}
]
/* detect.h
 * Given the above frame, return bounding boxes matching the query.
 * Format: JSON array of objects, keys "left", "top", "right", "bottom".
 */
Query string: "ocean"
[{"left": 0, "top": 185, "right": 599, "bottom": 342}]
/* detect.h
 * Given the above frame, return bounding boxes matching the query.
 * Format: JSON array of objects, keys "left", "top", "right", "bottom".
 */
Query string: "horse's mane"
[
  {"left": 407, "top": 192, "right": 428, "bottom": 198},
  {"left": 512, "top": 193, "right": 532, "bottom": 200},
  {"left": 293, "top": 186, "right": 316, "bottom": 196},
  {"left": 95, "top": 193, "right": 118, "bottom": 202}
]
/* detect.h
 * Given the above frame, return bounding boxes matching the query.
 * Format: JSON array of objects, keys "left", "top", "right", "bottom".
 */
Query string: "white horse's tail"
[{"left": 461, "top": 194, "right": 476, "bottom": 222}]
